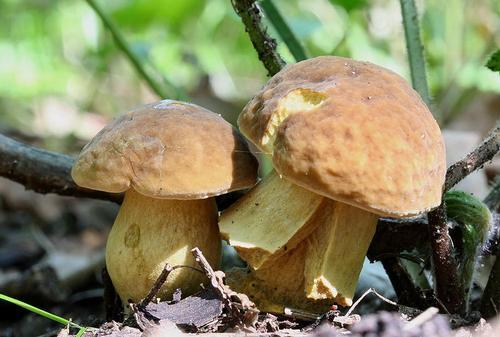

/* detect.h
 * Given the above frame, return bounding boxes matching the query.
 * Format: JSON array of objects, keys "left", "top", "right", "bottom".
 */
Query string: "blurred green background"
[{"left": 0, "top": 0, "right": 499, "bottom": 154}]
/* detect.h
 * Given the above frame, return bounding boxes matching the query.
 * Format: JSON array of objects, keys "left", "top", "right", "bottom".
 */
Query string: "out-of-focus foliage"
[{"left": 0, "top": 0, "right": 499, "bottom": 149}]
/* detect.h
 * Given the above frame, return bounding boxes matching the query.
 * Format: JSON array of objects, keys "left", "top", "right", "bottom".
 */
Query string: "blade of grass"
[
  {"left": 260, "top": 0, "right": 308, "bottom": 62},
  {"left": 85, "top": 0, "right": 187, "bottom": 100},
  {"left": 0, "top": 293, "right": 84, "bottom": 330},
  {"left": 399, "top": 0, "right": 432, "bottom": 110},
  {"left": 76, "top": 327, "right": 88, "bottom": 337}
]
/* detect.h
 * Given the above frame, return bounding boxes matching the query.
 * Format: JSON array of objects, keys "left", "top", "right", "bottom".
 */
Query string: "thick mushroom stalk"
[
  {"left": 304, "top": 201, "right": 378, "bottom": 306},
  {"left": 107, "top": 189, "right": 220, "bottom": 302},
  {"left": 223, "top": 198, "right": 377, "bottom": 311},
  {"left": 221, "top": 56, "right": 446, "bottom": 312}
]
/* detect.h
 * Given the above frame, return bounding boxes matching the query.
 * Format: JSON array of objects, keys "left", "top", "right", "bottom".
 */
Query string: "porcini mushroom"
[
  {"left": 71, "top": 100, "right": 258, "bottom": 303},
  {"left": 220, "top": 56, "right": 446, "bottom": 311}
]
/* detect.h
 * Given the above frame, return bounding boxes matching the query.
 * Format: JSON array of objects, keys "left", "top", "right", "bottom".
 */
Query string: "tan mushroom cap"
[
  {"left": 72, "top": 100, "right": 258, "bottom": 199},
  {"left": 239, "top": 56, "right": 446, "bottom": 217}
]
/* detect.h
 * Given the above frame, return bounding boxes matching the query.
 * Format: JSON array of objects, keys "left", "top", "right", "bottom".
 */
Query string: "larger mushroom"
[
  {"left": 220, "top": 56, "right": 446, "bottom": 311},
  {"left": 72, "top": 100, "right": 258, "bottom": 303}
]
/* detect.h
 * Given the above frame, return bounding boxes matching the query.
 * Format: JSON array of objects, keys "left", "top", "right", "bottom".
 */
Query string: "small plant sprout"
[{"left": 445, "top": 191, "right": 492, "bottom": 310}]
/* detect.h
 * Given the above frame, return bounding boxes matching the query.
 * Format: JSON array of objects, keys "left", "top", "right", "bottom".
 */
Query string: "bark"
[
  {"left": 231, "top": 0, "right": 286, "bottom": 76},
  {"left": 0, "top": 133, "right": 122, "bottom": 203}
]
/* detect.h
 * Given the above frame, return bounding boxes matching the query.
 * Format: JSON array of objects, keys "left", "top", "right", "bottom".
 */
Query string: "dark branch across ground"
[{"left": 0, "top": 134, "right": 122, "bottom": 203}]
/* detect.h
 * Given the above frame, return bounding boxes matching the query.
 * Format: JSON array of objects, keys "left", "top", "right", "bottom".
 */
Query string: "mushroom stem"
[
  {"left": 304, "top": 201, "right": 378, "bottom": 306},
  {"left": 225, "top": 200, "right": 378, "bottom": 312},
  {"left": 219, "top": 170, "right": 325, "bottom": 269},
  {"left": 106, "top": 189, "right": 220, "bottom": 303}
]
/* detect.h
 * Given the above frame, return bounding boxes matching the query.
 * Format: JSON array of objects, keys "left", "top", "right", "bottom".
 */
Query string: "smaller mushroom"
[{"left": 71, "top": 100, "right": 258, "bottom": 303}]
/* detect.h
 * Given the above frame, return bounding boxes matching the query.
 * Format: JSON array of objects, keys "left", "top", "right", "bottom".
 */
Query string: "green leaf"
[{"left": 486, "top": 49, "right": 500, "bottom": 73}]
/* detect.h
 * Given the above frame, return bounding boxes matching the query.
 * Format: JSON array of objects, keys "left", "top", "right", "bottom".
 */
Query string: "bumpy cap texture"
[
  {"left": 238, "top": 56, "right": 446, "bottom": 217},
  {"left": 72, "top": 100, "right": 258, "bottom": 199}
]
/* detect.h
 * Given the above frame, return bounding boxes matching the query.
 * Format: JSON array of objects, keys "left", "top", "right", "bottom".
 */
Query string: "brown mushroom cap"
[
  {"left": 239, "top": 56, "right": 446, "bottom": 217},
  {"left": 72, "top": 100, "right": 258, "bottom": 199}
]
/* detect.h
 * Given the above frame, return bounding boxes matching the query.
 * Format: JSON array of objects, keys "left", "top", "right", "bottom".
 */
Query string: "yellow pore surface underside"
[{"left": 219, "top": 170, "right": 325, "bottom": 269}]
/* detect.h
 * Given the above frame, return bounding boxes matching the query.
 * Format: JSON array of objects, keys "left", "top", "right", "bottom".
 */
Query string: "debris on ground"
[{"left": 52, "top": 248, "right": 498, "bottom": 337}]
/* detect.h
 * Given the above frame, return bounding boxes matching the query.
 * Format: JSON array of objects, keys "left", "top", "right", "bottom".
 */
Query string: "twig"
[
  {"left": 260, "top": 0, "right": 307, "bottom": 62},
  {"left": 138, "top": 264, "right": 203, "bottom": 308},
  {"left": 380, "top": 257, "right": 427, "bottom": 308},
  {"left": 0, "top": 133, "right": 122, "bottom": 203},
  {"left": 344, "top": 288, "right": 397, "bottom": 317},
  {"left": 191, "top": 248, "right": 231, "bottom": 306},
  {"left": 403, "top": 307, "right": 439, "bottom": 331},
  {"left": 231, "top": 0, "right": 286, "bottom": 76},
  {"left": 399, "top": 0, "right": 432, "bottom": 109},
  {"left": 85, "top": 0, "right": 186, "bottom": 100},
  {"left": 444, "top": 124, "right": 500, "bottom": 192},
  {"left": 427, "top": 204, "right": 465, "bottom": 314},
  {"left": 191, "top": 247, "right": 255, "bottom": 327},
  {"left": 139, "top": 263, "right": 174, "bottom": 308}
]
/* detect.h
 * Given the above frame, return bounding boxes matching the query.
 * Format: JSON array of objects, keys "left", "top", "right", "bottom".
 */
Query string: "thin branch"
[
  {"left": 139, "top": 263, "right": 174, "bottom": 308},
  {"left": 85, "top": 0, "right": 186, "bottom": 100},
  {"left": 231, "top": 0, "right": 286, "bottom": 76},
  {"left": 427, "top": 204, "right": 465, "bottom": 314},
  {"left": 0, "top": 133, "right": 122, "bottom": 203},
  {"left": 380, "top": 257, "right": 428, "bottom": 308},
  {"left": 139, "top": 264, "right": 203, "bottom": 309},
  {"left": 344, "top": 288, "right": 397, "bottom": 317},
  {"left": 191, "top": 247, "right": 248, "bottom": 325},
  {"left": 444, "top": 124, "right": 500, "bottom": 192},
  {"left": 260, "top": 0, "right": 307, "bottom": 62},
  {"left": 399, "top": 0, "right": 432, "bottom": 109}
]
